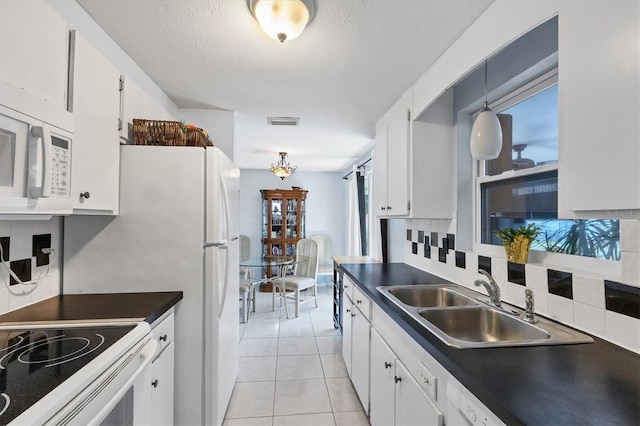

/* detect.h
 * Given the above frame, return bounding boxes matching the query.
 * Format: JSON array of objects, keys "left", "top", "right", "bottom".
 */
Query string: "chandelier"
[{"left": 271, "top": 152, "right": 297, "bottom": 180}]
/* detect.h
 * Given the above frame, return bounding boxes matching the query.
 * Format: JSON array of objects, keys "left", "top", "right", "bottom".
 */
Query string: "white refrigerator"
[{"left": 63, "top": 145, "right": 240, "bottom": 426}]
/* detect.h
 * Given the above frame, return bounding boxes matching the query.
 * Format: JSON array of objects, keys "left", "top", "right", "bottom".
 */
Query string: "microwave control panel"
[{"left": 51, "top": 135, "right": 70, "bottom": 197}]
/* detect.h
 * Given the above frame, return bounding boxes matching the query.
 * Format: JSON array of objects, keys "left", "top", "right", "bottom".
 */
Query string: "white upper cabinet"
[
  {"left": 373, "top": 119, "right": 388, "bottom": 217},
  {"left": 69, "top": 31, "right": 121, "bottom": 214},
  {"left": 374, "top": 88, "right": 411, "bottom": 216},
  {"left": 374, "top": 86, "right": 455, "bottom": 219},
  {"left": 557, "top": 1, "right": 640, "bottom": 217},
  {"left": 120, "top": 76, "right": 177, "bottom": 142},
  {"left": 410, "top": 89, "right": 454, "bottom": 219},
  {"left": 0, "top": 0, "right": 69, "bottom": 109}
]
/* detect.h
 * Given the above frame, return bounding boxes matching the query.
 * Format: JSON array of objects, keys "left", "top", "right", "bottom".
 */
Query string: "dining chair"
[
  {"left": 311, "top": 234, "right": 333, "bottom": 283},
  {"left": 239, "top": 235, "right": 256, "bottom": 323},
  {"left": 279, "top": 238, "right": 319, "bottom": 318}
]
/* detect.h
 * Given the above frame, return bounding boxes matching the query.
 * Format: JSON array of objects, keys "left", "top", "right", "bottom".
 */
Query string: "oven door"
[
  {"left": 55, "top": 337, "right": 157, "bottom": 426},
  {"left": 10, "top": 326, "right": 158, "bottom": 426}
]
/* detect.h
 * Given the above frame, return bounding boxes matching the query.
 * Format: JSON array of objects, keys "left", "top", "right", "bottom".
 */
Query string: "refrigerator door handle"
[
  {"left": 203, "top": 241, "right": 228, "bottom": 248},
  {"left": 218, "top": 169, "right": 232, "bottom": 319}
]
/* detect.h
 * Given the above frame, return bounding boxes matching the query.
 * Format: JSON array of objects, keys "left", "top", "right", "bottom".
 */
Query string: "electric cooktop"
[{"left": 0, "top": 325, "right": 135, "bottom": 425}]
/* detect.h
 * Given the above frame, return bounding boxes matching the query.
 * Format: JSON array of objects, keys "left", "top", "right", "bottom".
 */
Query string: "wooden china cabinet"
[{"left": 260, "top": 187, "right": 308, "bottom": 290}]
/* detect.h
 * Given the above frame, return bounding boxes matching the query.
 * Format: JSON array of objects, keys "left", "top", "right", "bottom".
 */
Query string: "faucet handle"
[{"left": 524, "top": 289, "right": 537, "bottom": 323}]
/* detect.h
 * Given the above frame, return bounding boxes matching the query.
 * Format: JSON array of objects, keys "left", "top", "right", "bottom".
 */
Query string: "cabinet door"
[
  {"left": 69, "top": 31, "right": 121, "bottom": 213},
  {"left": 410, "top": 90, "right": 454, "bottom": 219},
  {"left": 373, "top": 119, "right": 388, "bottom": 215},
  {"left": 558, "top": 1, "right": 639, "bottom": 215},
  {"left": 120, "top": 75, "right": 176, "bottom": 141},
  {"left": 370, "top": 329, "right": 396, "bottom": 426},
  {"left": 395, "top": 360, "right": 443, "bottom": 426},
  {"left": 0, "top": 0, "right": 68, "bottom": 109},
  {"left": 342, "top": 296, "right": 353, "bottom": 377},
  {"left": 386, "top": 108, "right": 410, "bottom": 216},
  {"left": 351, "top": 307, "right": 371, "bottom": 414},
  {"left": 151, "top": 342, "right": 175, "bottom": 426}
]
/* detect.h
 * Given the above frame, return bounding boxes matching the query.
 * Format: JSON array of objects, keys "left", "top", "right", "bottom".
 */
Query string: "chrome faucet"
[
  {"left": 475, "top": 269, "right": 501, "bottom": 308},
  {"left": 524, "top": 289, "right": 537, "bottom": 323}
]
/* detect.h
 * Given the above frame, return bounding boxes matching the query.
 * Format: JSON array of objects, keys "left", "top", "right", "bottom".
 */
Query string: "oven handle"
[{"left": 89, "top": 338, "right": 158, "bottom": 425}]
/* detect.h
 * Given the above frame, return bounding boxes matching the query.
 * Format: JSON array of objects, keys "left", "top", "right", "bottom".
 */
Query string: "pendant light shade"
[
  {"left": 470, "top": 106, "right": 503, "bottom": 160},
  {"left": 470, "top": 61, "right": 502, "bottom": 160},
  {"left": 249, "top": 0, "right": 316, "bottom": 43}
]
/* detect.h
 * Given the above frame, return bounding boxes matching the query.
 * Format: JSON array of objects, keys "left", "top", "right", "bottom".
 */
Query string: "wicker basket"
[
  {"left": 133, "top": 119, "right": 186, "bottom": 146},
  {"left": 185, "top": 127, "right": 212, "bottom": 147}
]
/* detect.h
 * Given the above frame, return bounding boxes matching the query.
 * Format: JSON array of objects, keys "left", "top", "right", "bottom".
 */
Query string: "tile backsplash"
[
  {"left": 404, "top": 219, "right": 640, "bottom": 353},
  {"left": 0, "top": 218, "right": 61, "bottom": 315}
]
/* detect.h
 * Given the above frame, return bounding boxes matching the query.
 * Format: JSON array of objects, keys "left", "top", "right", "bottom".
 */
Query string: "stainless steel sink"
[
  {"left": 384, "top": 285, "right": 478, "bottom": 308},
  {"left": 418, "top": 307, "right": 550, "bottom": 344},
  {"left": 377, "top": 284, "right": 594, "bottom": 349}
]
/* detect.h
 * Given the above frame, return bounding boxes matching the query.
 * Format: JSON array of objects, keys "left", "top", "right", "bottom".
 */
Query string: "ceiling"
[{"left": 76, "top": 0, "right": 493, "bottom": 172}]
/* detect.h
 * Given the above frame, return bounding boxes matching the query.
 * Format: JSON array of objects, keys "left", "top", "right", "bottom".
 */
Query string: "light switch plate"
[{"left": 418, "top": 362, "right": 437, "bottom": 401}]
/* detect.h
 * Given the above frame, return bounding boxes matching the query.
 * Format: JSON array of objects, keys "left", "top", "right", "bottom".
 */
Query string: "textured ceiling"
[{"left": 77, "top": 0, "right": 493, "bottom": 171}]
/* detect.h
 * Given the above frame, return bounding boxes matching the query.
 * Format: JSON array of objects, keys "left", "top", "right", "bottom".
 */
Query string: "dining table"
[{"left": 239, "top": 255, "right": 297, "bottom": 311}]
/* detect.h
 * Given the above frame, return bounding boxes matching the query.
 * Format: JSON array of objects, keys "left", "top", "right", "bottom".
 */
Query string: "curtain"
[{"left": 347, "top": 165, "right": 362, "bottom": 256}]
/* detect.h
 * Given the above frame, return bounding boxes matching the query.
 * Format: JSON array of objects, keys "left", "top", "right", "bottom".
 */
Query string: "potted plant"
[{"left": 495, "top": 223, "right": 540, "bottom": 263}]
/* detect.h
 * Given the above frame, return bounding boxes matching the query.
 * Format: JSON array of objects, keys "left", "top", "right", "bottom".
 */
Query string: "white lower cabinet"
[
  {"left": 370, "top": 329, "right": 443, "bottom": 426},
  {"left": 151, "top": 342, "right": 175, "bottom": 425},
  {"left": 150, "top": 311, "right": 176, "bottom": 425},
  {"left": 370, "top": 329, "right": 397, "bottom": 426},
  {"left": 341, "top": 278, "right": 371, "bottom": 415},
  {"left": 351, "top": 304, "right": 370, "bottom": 414},
  {"left": 342, "top": 296, "right": 353, "bottom": 377}
]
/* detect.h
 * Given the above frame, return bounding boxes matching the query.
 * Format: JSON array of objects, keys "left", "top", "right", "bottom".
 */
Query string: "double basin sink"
[{"left": 377, "top": 284, "right": 593, "bottom": 349}]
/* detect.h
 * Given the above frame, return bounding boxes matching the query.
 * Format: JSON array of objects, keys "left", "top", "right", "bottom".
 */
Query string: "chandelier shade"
[
  {"left": 248, "top": 0, "right": 316, "bottom": 43},
  {"left": 271, "top": 152, "right": 297, "bottom": 180}
]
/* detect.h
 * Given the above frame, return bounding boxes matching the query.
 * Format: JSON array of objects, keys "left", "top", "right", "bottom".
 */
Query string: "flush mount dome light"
[{"left": 248, "top": 0, "right": 316, "bottom": 43}]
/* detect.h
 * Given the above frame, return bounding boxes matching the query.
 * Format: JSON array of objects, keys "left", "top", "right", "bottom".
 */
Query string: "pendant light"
[
  {"left": 248, "top": 0, "right": 316, "bottom": 43},
  {"left": 470, "top": 61, "right": 503, "bottom": 160}
]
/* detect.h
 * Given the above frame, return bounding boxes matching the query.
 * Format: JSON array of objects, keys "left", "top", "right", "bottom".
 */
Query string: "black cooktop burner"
[{"left": 0, "top": 325, "right": 135, "bottom": 425}]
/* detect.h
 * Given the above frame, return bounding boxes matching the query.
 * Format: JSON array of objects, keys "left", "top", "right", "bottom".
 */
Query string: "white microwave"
[{"left": 0, "top": 80, "right": 74, "bottom": 218}]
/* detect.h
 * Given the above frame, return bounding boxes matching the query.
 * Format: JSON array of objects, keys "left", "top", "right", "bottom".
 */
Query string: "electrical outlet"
[
  {"left": 418, "top": 362, "right": 437, "bottom": 401},
  {"left": 0, "top": 237, "right": 9, "bottom": 261},
  {"left": 32, "top": 234, "right": 51, "bottom": 267}
]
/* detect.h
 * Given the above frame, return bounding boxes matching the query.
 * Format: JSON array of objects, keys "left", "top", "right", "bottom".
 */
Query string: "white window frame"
[{"left": 472, "top": 68, "right": 619, "bottom": 276}]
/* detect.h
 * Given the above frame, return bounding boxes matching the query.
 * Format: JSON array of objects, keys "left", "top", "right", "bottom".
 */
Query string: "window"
[{"left": 476, "top": 70, "right": 620, "bottom": 260}]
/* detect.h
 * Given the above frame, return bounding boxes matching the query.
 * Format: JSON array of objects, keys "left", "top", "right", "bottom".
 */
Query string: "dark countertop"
[
  {"left": 341, "top": 262, "right": 640, "bottom": 426},
  {"left": 0, "top": 292, "right": 183, "bottom": 325}
]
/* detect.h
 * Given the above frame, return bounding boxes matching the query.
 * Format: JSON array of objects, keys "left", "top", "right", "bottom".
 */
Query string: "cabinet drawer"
[
  {"left": 152, "top": 312, "right": 174, "bottom": 357},
  {"left": 344, "top": 276, "right": 356, "bottom": 302},
  {"left": 353, "top": 286, "right": 371, "bottom": 321}
]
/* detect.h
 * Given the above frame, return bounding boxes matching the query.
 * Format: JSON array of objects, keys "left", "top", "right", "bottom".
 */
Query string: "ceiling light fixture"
[
  {"left": 470, "top": 60, "right": 503, "bottom": 160},
  {"left": 248, "top": 0, "right": 316, "bottom": 43},
  {"left": 271, "top": 152, "right": 297, "bottom": 180}
]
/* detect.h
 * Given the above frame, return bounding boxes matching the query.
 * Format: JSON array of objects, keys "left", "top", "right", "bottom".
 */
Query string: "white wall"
[
  {"left": 239, "top": 170, "right": 346, "bottom": 262},
  {"left": 181, "top": 109, "right": 235, "bottom": 161}
]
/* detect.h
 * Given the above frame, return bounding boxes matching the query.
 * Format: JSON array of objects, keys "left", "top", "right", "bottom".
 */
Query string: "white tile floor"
[{"left": 224, "top": 285, "right": 369, "bottom": 426}]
